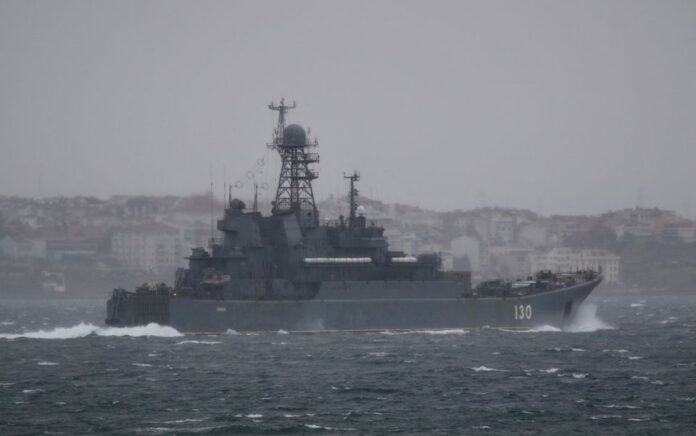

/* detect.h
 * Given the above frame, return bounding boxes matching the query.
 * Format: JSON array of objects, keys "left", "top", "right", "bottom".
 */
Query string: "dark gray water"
[{"left": 1, "top": 294, "right": 695, "bottom": 435}]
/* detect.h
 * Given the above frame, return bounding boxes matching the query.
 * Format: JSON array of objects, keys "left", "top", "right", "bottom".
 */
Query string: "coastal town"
[{"left": 1, "top": 193, "right": 694, "bottom": 296}]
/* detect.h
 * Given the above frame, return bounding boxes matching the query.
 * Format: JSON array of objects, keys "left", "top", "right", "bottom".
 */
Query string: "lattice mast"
[{"left": 268, "top": 99, "right": 319, "bottom": 228}]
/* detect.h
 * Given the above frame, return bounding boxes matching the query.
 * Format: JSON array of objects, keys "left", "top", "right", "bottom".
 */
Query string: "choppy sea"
[{"left": 1, "top": 293, "right": 695, "bottom": 435}]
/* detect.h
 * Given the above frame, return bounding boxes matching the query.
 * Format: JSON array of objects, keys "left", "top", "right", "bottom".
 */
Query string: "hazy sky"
[{"left": 1, "top": 0, "right": 694, "bottom": 216}]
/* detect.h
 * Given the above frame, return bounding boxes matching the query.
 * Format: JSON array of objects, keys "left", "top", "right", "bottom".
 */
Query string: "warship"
[{"left": 106, "top": 100, "right": 602, "bottom": 332}]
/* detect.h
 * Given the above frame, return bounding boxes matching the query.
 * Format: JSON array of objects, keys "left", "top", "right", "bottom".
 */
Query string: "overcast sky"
[{"left": 1, "top": 0, "right": 694, "bottom": 216}]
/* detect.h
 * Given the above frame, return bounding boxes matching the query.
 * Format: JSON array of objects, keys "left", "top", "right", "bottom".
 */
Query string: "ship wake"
[{"left": 0, "top": 322, "right": 183, "bottom": 340}]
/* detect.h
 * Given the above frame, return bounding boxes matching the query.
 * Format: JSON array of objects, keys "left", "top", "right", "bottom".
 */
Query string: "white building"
[
  {"left": 662, "top": 223, "right": 696, "bottom": 243},
  {"left": 111, "top": 223, "right": 182, "bottom": 274},
  {"left": 470, "top": 215, "right": 516, "bottom": 245},
  {"left": 530, "top": 247, "right": 620, "bottom": 284}
]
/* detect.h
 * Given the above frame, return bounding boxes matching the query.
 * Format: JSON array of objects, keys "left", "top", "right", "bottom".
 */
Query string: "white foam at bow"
[
  {"left": 0, "top": 322, "right": 182, "bottom": 339},
  {"left": 565, "top": 303, "right": 613, "bottom": 332}
]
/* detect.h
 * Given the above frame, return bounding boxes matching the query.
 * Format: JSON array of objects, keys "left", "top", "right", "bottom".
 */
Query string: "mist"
[
  {"left": 3, "top": 4, "right": 696, "bottom": 433},
  {"left": 1, "top": 0, "right": 695, "bottom": 216}
]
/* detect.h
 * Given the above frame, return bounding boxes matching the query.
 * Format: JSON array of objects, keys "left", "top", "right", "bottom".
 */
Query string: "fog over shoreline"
[{"left": 1, "top": 1, "right": 694, "bottom": 216}]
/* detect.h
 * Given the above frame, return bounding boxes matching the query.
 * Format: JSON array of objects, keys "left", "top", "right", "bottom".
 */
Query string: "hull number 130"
[{"left": 514, "top": 304, "right": 533, "bottom": 320}]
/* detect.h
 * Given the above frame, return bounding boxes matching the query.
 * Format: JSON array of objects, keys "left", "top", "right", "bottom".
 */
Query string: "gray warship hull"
[
  {"left": 105, "top": 99, "right": 604, "bottom": 334},
  {"left": 109, "top": 277, "right": 601, "bottom": 333}
]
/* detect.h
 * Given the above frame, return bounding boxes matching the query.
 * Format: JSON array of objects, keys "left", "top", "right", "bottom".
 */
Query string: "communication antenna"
[
  {"left": 253, "top": 184, "right": 259, "bottom": 212},
  {"left": 337, "top": 182, "right": 344, "bottom": 218},
  {"left": 267, "top": 98, "right": 296, "bottom": 149},
  {"left": 252, "top": 183, "right": 269, "bottom": 212},
  {"left": 344, "top": 171, "right": 360, "bottom": 227}
]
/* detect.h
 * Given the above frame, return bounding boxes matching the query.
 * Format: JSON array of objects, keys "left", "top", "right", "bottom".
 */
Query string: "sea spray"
[
  {"left": 565, "top": 303, "right": 613, "bottom": 332},
  {"left": 0, "top": 322, "right": 182, "bottom": 340}
]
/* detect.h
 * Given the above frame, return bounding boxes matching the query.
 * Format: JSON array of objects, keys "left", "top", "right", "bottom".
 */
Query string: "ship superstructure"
[{"left": 172, "top": 99, "right": 449, "bottom": 302}]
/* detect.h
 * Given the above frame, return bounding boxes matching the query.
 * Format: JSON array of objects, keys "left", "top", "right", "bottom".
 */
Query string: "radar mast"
[{"left": 268, "top": 99, "right": 319, "bottom": 228}]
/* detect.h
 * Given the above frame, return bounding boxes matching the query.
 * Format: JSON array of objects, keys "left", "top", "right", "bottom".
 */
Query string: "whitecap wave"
[
  {"left": 37, "top": 361, "right": 58, "bottom": 366},
  {"left": 471, "top": 365, "right": 506, "bottom": 372},
  {"left": 546, "top": 347, "right": 585, "bottom": 353},
  {"left": 160, "top": 418, "right": 207, "bottom": 424},
  {"left": 162, "top": 418, "right": 208, "bottom": 425},
  {"left": 590, "top": 414, "right": 622, "bottom": 420},
  {"left": 419, "top": 329, "right": 469, "bottom": 335},
  {"left": 602, "top": 404, "right": 639, "bottom": 409},
  {"left": 0, "top": 322, "right": 182, "bottom": 339},
  {"left": 604, "top": 348, "right": 629, "bottom": 353},
  {"left": 304, "top": 424, "right": 356, "bottom": 431},
  {"left": 380, "top": 329, "right": 469, "bottom": 335},
  {"left": 500, "top": 325, "right": 561, "bottom": 333},
  {"left": 541, "top": 368, "right": 559, "bottom": 373},
  {"left": 175, "top": 340, "right": 221, "bottom": 345}
]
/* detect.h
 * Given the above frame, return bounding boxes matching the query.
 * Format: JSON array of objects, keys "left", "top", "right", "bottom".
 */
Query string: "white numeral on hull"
[{"left": 514, "top": 304, "right": 532, "bottom": 320}]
